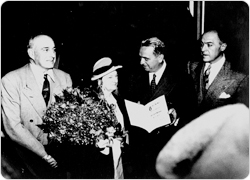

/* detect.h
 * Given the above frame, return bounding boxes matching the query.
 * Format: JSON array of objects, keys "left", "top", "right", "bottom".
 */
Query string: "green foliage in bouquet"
[{"left": 38, "top": 87, "right": 126, "bottom": 146}]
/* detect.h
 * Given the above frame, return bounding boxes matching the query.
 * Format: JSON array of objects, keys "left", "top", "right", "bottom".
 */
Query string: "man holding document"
[
  {"left": 125, "top": 37, "right": 197, "bottom": 178},
  {"left": 125, "top": 95, "right": 172, "bottom": 133}
]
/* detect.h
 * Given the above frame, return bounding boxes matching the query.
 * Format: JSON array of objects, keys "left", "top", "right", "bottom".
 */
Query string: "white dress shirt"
[
  {"left": 30, "top": 61, "right": 55, "bottom": 93},
  {"left": 204, "top": 55, "right": 225, "bottom": 87},
  {"left": 149, "top": 60, "right": 166, "bottom": 85}
]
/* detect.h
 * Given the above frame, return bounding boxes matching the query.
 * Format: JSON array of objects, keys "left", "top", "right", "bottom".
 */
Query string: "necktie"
[
  {"left": 42, "top": 74, "right": 50, "bottom": 106},
  {"left": 204, "top": 63, "right": 211, "bottom": 90},
  {"left": 151, "top": 74, "right": 156, "bottom": 94}
]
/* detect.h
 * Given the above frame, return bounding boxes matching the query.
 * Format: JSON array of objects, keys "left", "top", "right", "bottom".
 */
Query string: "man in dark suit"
[
  {"left": 124, "top": 37, "right": 197, "bottom": 178},
  {"left": 187, "top": 29, "right": 249, "bottom": 117},
  {"left": 1, "top": 34, "right": 72, "bottom": 178}
]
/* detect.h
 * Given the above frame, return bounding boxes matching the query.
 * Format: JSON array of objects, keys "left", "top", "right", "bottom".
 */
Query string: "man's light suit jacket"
[
  {"left": 188, "top": 60, "right": 249, "bottom": 116},
  {"left": 1, "top": 63, "right": 72, "bottom": 158}
]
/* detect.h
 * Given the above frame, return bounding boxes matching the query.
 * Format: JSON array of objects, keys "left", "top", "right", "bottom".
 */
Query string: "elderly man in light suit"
[{"left": 1, "top": 34, "right": 72, "bottom": 178}]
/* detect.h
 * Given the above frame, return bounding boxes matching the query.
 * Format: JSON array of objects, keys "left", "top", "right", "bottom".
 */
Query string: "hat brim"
[{"left": 91, "top": 65, "right": 123, "bottom": 81}]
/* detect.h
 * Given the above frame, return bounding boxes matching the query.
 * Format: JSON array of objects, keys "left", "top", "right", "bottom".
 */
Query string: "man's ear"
[
  {"left": 158, "top": 54, "right": 164, "bottom": 63},
  {"left": 27, "top": 48, "right": 34, "bottom": 60},
  {"left": 220, "top": 43, "right": 227, "bottom": 52}
]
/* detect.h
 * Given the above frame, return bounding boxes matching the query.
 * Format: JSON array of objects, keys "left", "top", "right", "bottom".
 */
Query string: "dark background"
[
  {"left": 1, "top": 1, "right": 196, "bottom": 87},
  {"left": 204, "top": 1, "right": 249, "bottom": 74},
  {"left": 1, "top": 1, "right": 248, "bottom": 87},
  {"left": 1, "top": 1, "right": 249, "bottom": 178}
]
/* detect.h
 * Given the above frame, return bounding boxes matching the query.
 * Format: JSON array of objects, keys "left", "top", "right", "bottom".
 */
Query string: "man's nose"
[
  {"left": 49, "top": 50, "right": 56, "bottom": 57},
  {"left": 201, "top": 44, "right": 207, "bottom": 52},
  {"left": 140, "top": 58, "right": 145, "bottom": 65}
]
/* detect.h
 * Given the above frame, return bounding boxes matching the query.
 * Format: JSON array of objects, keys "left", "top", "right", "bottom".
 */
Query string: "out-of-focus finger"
[
  {"left": 51, "top": 164, "right": 58, "bottom": 168},
  {"left": 49, "top": 158, "right": 57, "bottom": 164},
  {"left": 48, "top": 158, "right": 56, "bottom": 163},
  {"left": 50, "top": 161, "right": 58, "bottom": 168},
  {"left": 50, "top": 161, "right": 57, "bottom": 166}
]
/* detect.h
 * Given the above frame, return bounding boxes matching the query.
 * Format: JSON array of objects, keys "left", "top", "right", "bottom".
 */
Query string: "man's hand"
[
  {"left": 43, "top": 155, "right": 58, "bottom": 168},
  {"left": 168, "top": 108, "right": 179, "bottom": 126}
]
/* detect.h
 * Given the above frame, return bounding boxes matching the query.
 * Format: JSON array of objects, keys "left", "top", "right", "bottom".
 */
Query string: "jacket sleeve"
[
  {"left": 66, "top": 73, "right": 73, "bottom": 88},
  {"left": 1, "top": 74, "right": 47, "bottom": 158},
  {"left": 236, "top": 75, "right": 249, "bottom": 107}
]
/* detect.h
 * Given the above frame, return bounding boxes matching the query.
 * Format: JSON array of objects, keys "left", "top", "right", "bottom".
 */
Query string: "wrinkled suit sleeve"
[{"left": 1, "top": 75, "right": 47, "bottom": 158}]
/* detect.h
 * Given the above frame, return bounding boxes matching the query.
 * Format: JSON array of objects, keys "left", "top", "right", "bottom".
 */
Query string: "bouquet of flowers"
[{"left": 38, "top": 87, "right": 127, "bottom": 146}]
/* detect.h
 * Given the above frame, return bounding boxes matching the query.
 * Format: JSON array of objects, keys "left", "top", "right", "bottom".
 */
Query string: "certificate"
[{"left": 125, "top": 95, "right": 171, "bottom": 133}]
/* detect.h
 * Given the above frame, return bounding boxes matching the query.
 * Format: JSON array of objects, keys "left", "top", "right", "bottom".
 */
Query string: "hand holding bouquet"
[{"left": 38, "top": 87, "right": 127, "bottom": 147}]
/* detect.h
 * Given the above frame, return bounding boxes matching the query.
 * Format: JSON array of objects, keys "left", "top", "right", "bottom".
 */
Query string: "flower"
[
  {"left": 106, "top": 126, "right": 116, "bottom": 137},
  {"left": 38, "top": 87, "right": 127, "bottom": 146}
]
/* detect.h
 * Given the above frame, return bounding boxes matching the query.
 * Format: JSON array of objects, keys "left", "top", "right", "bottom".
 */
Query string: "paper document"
[{"left": 125, "top": 95, "right": 171, "bottom": 133}]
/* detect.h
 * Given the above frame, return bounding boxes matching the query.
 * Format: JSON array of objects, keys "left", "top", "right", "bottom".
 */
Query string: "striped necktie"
[
  {"left": 151, "top": 74, "right": 156, "bottom": 94},
  {"left": 204, "top": 63, "right": 211, "bottom": 90},
  {"left": 42, "top": 74, "right": 50, "bottom": 106}
]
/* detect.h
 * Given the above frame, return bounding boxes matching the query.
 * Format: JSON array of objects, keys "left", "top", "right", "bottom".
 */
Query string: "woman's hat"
[{"left": 91, "top": 57, "right": 122, "bottom": 81}]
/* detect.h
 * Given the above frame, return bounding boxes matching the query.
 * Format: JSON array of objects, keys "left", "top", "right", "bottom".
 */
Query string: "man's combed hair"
[
  {"left": 27, "top": 37, "right": 35, "bottom": 49},
  {"left": 203, "top": 28, "right": 228, "bottom": 44},
  {"left": 27, "top": 33, "right": 48, "bottom": 49},
  {"left": 141, "top": 37, "right": 165, "bottom": 56}
]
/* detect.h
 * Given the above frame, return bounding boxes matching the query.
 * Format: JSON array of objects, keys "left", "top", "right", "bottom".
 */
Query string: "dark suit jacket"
[
  {"left": 124, "top": 65, "right": 197, "bottom": 178},
  {"left": 188, "top": 60, "right": 249, "bottom": 116},
  {"left": 126, "top": 64, "right": 197, "bottom": 128}
]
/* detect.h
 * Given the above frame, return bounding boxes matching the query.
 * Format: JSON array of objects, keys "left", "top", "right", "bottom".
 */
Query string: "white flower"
[{"left": 106, "top": 126, "right": 116, "bottom": 137}]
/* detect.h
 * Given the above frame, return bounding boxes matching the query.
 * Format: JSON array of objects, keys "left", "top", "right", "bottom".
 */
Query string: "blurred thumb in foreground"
[{"left": 156, "top": 103, "right": 249, "bottom": 179}]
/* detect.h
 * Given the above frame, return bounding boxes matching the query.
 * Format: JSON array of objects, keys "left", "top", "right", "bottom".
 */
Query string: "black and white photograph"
[{"left": 1, "top": 1, "right": 249, "bottom": 179}]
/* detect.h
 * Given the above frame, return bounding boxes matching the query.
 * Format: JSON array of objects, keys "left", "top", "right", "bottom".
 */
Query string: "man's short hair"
[
  {"left": 27, "top": 34, "right": 51, "bottom": 49},
  {"left": 141, "top": 37, "right": 165, "bottom": 56},
  {"left": 203, "top": 28, "right": 228, "bottom": 44},
  {"left": 27, "top": 37, "right": 35, "bottom": 49}
]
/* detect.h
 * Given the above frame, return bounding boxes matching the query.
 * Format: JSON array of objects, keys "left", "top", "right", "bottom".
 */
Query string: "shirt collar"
[
  {"left": 204, "top": 54, "right": 225, "bottom": 71},
  {"left": 149, "top": 60, "right": 166, "bottom": 77},
  {"left": 149, "top": 60, "right": 166, "bottom": 84},
  {"left": 30, "top": 61, "right": 55, "bottom": 82}
]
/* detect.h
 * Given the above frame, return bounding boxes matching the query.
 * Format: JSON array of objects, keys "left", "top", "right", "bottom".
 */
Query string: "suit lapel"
[
  {"left": 195, "top": 62, "right": 205, "bottom": 104},
  {"left": 150, "top": 67, "right": 176, "bottom": 101},
  {"left": 205, "top": 61, "right": 233, "bottom": 99},
  {"left": 22, "top": 64, "right": 46, "bottom": 118},
  {"left": 50, "top": 70, "right": 65, "bottom": 104}
]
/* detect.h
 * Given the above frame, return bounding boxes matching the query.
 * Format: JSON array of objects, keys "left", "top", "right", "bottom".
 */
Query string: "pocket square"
[{"left": 219, "top": 92, "right": 231, "bottom": 99}]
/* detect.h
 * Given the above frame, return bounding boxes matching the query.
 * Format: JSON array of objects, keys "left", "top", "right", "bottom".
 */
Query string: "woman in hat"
[{"left": 89, "top": 57, "right": 131, "bottom": 179}]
